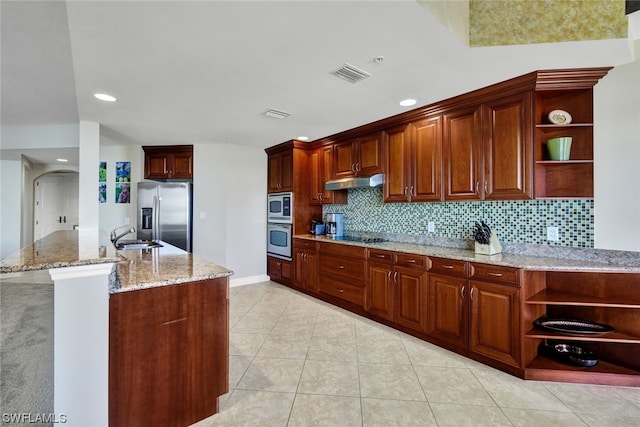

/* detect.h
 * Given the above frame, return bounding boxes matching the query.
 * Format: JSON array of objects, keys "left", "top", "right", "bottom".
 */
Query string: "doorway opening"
[{"left": 33, "top": 171, "right": 79, "bottom": 241}]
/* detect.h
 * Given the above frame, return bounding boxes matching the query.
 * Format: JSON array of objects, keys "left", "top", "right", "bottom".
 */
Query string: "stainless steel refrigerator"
[{"left": 137, "top": 182, "right": 193, "bottom": 252}]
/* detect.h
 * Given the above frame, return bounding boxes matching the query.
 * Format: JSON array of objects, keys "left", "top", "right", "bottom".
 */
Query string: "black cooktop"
[{"left": 333, "top": 235, "right": 386, "bottom": 243}]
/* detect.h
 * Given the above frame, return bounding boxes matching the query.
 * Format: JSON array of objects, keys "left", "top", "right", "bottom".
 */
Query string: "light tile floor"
[{"left": 192, "top": 281, "right": 640, "bottom": 427}]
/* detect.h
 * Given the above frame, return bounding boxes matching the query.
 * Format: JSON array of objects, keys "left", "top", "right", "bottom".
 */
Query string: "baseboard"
[{"left": 229, "top": 274, "right": 270, "bottom": 288}]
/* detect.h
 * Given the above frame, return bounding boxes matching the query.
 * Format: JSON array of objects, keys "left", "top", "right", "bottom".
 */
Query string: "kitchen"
[{"left": 2, "top": 1, "right": 640, "bottom": 426}]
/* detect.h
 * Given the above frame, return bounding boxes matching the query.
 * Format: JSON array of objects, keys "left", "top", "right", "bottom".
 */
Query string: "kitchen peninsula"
[{"left": 0, "top": 230, "right": 233, "bottom": 427}]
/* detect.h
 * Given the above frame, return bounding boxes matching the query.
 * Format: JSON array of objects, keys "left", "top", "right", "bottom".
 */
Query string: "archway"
[{"left": 33, "top": 171, "right": 79, "bottom": 241}]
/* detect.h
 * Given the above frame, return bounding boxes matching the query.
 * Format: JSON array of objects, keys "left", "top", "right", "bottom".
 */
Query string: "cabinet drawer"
[
  {"left": 319, "top": 276, "right": 364, "bottom": 307},
  {"left": 293, "top": 238, "right": 318, "bottom": 250},
  {"left": 395, "top": 253, "right": 429, "bottom": 269},
  {"left": 318, "top": 242, "right": 366, "bottom": 258},
  {"left": 319, "top": 253, "right": 365, "bottom": 281},
  {"left": 470, "top": 263, "right": 519, "bottom": 286},
  {"left": 368, "top": 249, "right": 393, "bottom": 263},
  {"left": 430, "top": 257, "right": 468, "bottom": 277}
]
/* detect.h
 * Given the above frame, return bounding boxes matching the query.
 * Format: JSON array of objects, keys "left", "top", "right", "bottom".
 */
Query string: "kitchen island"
[{"left": 0, "top": 230, "right": 233, "bottom": 427}]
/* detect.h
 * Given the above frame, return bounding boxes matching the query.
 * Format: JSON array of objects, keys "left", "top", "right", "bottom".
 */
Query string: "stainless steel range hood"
[{"left": 325, "top": 173, "right": 384, "bottom": 190}]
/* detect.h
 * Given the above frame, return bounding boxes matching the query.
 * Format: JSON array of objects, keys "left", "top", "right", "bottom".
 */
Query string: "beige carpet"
[{"left": 0, "top": 270, "right": 54, "bottom": 425}]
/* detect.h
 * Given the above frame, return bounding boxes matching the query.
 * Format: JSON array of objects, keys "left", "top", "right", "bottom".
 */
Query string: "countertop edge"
[{"left": 294, "top": 234, "right": 640, "bottom": 273}]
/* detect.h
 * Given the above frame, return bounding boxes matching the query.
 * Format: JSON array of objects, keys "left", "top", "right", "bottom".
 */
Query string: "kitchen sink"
[{"left": 115, "top": 239, "right": 163, "bottom": 250}]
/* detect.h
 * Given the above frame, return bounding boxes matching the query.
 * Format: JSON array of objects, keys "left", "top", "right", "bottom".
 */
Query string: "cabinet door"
[
  {"left": 394, "top": 266, "right": 428, "bottom": 332},
  {"left": 366, "top": 262, "right": 394, "bottom": 321},
  {"left": 443, "top": 106, "right": 482, "bottom": 201},
  {"left": 383, "top": 124, "right": 411, "bottom": 203},
  {"left": 267, "top": 151, "right": 293, "bottom": 193},
  {"left": 412, "top": 116, "right": 443, "bottom": 202},
  {"left": 145, "top": 152, "right": 169, "bottom": 179},
  {"left": 427, "top": 273, "right": 467, "bottom": 350},
  {"left": 293, "top": 249, "right": 306, "bottom": 288},
  {"left": 309, "top": 150, "right": 323, "bottom": 205},
  {"left": 304, "top": 251, "right": 319, "bottom": 293},
  {"left": 482, "top": 92, "right": 532, "bottom": 200},
  {"left": 334, "top": 139, "right": 358, "bottom": 178},
  {"left": 469, "top": 280, "right": 521, "bottom": 368},
  {"left": 268, "top": 154, "right": 283, "bottom": 192},
  {"left": 357, "top": 132, "right": 383, "bottom": 176},
  {"left": 171, "top": 151, "right": 193, "bottom": 179}
]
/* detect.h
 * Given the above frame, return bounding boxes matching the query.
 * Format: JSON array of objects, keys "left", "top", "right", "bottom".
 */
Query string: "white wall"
[
  {"left": 192, "top": 143, "right": 267, "bottom": 284},
  {"left": 78, "top": 121, "right": 100, "bottom": 231},
  {"left": 98, "top": 145, "right": 142, "bottom": 235},
  {"left": 1, "top": 160, "right": 22, "bottom": 258},
  {"left": 594, "top": 38, "right": 640, "bottom": 251}
]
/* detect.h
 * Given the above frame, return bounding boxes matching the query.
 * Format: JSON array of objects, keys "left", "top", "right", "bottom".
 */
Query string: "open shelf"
[
  {"left": 535, "top": 160, "right": 593, "bottom": 165},
  {"left": 525, "top": 354, "right": 640, "bottom": 386},
  {"left": 525, "top": 327, "right": 640, "bottom": 344},
  {"left": 526, "top": 288, "right": 640, "bottom": 308},
  {"left": 535, "top": 123, "right": 593, "bottom": 129}
]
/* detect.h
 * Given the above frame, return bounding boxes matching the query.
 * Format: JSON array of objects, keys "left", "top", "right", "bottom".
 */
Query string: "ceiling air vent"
[
  {"left": 331, "top": 63, "right": 371, "bottom": 84},
  {"left": 263, "top": 109, "right": 291, "bottom": 119}
]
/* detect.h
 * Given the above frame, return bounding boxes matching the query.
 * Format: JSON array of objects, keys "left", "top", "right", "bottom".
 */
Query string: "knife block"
[{"left": 475, "top": 231, "right": 502, "bottom": 255}]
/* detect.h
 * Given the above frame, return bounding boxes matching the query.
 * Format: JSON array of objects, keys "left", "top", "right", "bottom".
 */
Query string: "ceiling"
[{"left": 1, "top": 1, "right": 634, "bottom": 167}]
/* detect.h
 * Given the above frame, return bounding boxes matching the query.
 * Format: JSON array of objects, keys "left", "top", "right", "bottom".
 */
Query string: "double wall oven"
[{"left": 267, "top": 192, "right": 292, "bottom": 260}]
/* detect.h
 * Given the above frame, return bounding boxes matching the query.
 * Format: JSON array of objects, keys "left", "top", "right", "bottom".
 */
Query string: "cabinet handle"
[
  {"left": 484, "top": 181, "right": 489, "bottom": 195},
  {"left": 387, "top": 270, "right": 392, "bottom": 281},
  {"left": 393, "top": 271, "right": 398, "bottom": 283},
  {"left": 470, "top": 287, "right": 475, "bottom": 301},
  {"left": 475, "top": 181, "right": 479, "bottom": 194},
  {"left": 337, "top": 265, "right": 345, "bottom": 269},
  {"left": 375, "top": 254, "right": 386, "bottom": 258},
  {"left": 338, "top": 288, "right": 345, "bottom": 293},
  {"left": 487, "top": 272, "right": 503, "bottom": 277},
  {"left": 405, "top": 259, "right": 416, "bottom": 263},
  {"left": 356, "top": 162, "right": 361, "bottom": 172},
  {"left": 461, "top": 286, "right": 465, "bottom": 299},
  {"left": 59, "top": 216, "right": 62, "bottom": 223},
  {"left": 410, "top": 185, "right": 414, "bottom": 196},
  {"left": 442, "top": 265, "right": 454, "bottom": 269},
  {"left": 351, "top": 163, "right": 356, "bottom": 172}
]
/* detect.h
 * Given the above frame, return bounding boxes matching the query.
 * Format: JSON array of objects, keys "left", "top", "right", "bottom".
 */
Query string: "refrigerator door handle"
[{"left": 153, "top": 196, "right": 159, "bottom": 241}]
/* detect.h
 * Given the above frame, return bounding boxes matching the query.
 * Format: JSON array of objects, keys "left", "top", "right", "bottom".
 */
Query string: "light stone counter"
[
  {"left": 0, "top": 230, "right": 234, "bottom": 293},
  {"left": 296, "top": 234, "right": 640, "bottom": 273}
]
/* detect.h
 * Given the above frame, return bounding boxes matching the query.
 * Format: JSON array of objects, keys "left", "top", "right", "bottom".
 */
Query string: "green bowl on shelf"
[{"left": 546, "top": 137, "right": 572, "bottom": 161}]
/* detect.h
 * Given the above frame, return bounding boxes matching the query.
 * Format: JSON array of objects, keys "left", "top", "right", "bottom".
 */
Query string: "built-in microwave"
[
  {"left": 267, "top": 192, "right": 293, "bottom": 223},
  {"left": 267, "top": 222, "right": 292, "bottom": 260}
]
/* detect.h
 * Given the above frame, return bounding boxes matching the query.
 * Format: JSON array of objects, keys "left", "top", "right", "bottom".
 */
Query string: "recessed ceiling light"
[
  {"left": 56, "top": 158, "right": 68, "bottom": 162},
  {"left": 297, "top": 136, "right": 309, "bottom": 141},
  {"left": 94, "top": 93, "right": 117, "bottom": 102},
  {"left": 399, "top": 99, "right": 417, "bottom": 107}
]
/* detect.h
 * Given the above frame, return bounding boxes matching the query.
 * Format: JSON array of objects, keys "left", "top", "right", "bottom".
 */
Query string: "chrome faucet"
[{"left": 111, "top": 225, "right": 136, "bottom": 246}]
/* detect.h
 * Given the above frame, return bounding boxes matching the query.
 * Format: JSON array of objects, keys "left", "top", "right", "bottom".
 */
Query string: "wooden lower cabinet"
[
  {"left": 268, "top": 255, "right": 292, "bottom": 285},
  {"left": 109, "top": 278, "right": 229, "bottom": 427},
  {"left": 469, "top": 280, "right": 521, "bottom": 368},
  {"left": 293, "top": 247, "right": 318, "bottom": 293},
  {"left": 318, "top": 242, "right": 366, "bottom": 308},
  {"left": 427, "top": 272, "right": 468, "bottom": 350},
  {"left": 366, "top": 250, "right": 428, "bottom": 333}
]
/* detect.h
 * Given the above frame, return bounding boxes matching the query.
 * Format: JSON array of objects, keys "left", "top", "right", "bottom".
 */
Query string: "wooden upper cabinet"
[
  {"left": 267, "top": 150, "right": 293, "bottom": 193},
  {"left": 384, "top": 117, "right": 442, "bottom": 203},
  {"left": 143, "top": 145, "right": 193, "bottom": 180},
  {"left": 383, "top": 124, "right": 412, "bottom": 203},
  {"left": 443, "top": 106, "right": 483, "bottom": 201},
  {"left": 334, "top": 132, "right": 383, "bottom": 178},
  {"left": 443, "top": 92, "right": 532, "bottom": 201},
  {"left": 483, "top": 92, "right": 533, "bottom": 200},
  {"left": 310, "top": 145, "right": 347, "bottom": 205}
]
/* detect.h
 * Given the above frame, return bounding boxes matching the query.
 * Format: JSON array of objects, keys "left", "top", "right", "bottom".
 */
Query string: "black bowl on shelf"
[{"left": 540, "top": 342, "right": 598, "bottom": 368}]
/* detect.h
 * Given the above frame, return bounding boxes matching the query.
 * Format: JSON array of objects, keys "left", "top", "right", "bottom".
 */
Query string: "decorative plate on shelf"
[
  {"left": 548, "top": 109, "right": 572, "bottom": 125},
  {"left": 534, "top": 317, "right": 614, "bottom": 335}
]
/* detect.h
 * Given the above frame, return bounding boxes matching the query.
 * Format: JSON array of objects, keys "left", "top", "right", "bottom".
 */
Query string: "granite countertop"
[
  {"left": 0, "top": 230, "right": 234, "bottom": 293},
  {"left": 295, "top": 234, "right": 640, "bottom": 273}
]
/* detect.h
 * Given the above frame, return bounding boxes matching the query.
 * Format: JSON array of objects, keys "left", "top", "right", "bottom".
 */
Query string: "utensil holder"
[{"left": 475, "top": 231, "right": 502, "bottom": 255}]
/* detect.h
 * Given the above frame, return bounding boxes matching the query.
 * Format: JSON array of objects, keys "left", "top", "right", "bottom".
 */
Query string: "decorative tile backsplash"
[{"left": 323, "top": 187, "right": 594, "bottom": 248}]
